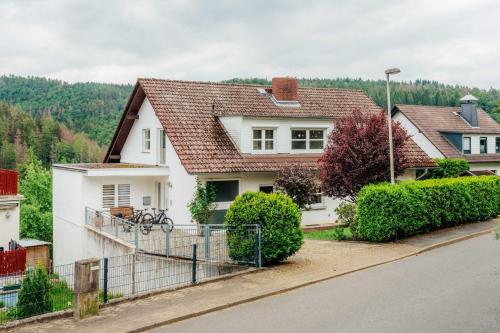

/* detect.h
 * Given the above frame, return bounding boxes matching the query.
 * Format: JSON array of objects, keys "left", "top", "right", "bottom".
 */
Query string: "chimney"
[
  {"left": 271, "top": 77, "right": 298, "bottom": 101},
  {"left": 459, "top": 94, "right": 479, "bottom": 127}
]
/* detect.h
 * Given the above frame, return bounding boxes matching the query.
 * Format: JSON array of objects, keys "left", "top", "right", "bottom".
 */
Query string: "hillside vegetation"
[
  {"left": 0, "top": 75, "right": 132, "bottom": 146},
  {"left": 0, "top": 102, "right": 103, "bottom": 169}
]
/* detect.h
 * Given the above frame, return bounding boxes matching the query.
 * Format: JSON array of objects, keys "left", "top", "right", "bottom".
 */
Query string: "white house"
[
  {"left": 393, "top": 95, "right": 500, "bottom": 175},
  {"left": 53, "top": 77, "right": 434, "bottom": 265},
  {"left": 0, "top": 169, "right": 22, "bottom": 251}
]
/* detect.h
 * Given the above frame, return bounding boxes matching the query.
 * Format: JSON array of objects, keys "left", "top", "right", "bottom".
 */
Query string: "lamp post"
[{"left": 385, "top": 68, "right": 401, "bottom": 184}]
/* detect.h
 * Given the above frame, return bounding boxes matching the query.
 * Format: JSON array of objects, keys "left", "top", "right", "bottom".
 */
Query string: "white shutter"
[
  {"left": 102, "top": 184, "right": 115, "bottom": 208},
  {"left": 117, "top": 184, "right": 130, "bottom": 207}
]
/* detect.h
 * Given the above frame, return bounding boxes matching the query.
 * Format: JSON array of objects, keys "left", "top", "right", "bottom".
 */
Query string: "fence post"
[
  {"left": 134, "top": 224, "right": 139, "bottom": 248},
  {"left": 254, "top": 226, "right": 262, "bottom": 268},
  {"left": 165, "top": 228, "right": 170, "bottom": 257},
  {"left": 103, "top": 257, "right": 108, "bottom": 303},
  {"left": 192, "top": 244, "right": 197, "bottom": 284},
  {"left": 74, "top": 258, "right": 100, "bottom": 320},
  {"left": 204, "top": 225, "right": 210, "bottom": 261}
]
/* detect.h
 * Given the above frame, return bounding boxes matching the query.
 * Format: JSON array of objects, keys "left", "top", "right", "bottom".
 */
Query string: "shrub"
[
  {"left": 335, "top": 202, "right": 357, "bottom": 227},
  {"left": 188, "top": 179, "right": 216, "bottom": 225},
  {"left": 429, "top": 158, "right": 469, "bottom": 179},
  {"left": 274, "top": 165, "right": 319, "bottom": 209},
  {"left": 17, "top": 266, "right": 53, "bottom": 318},
  {"left": 356, "top": 176, "right": 500, "bottom": 242},
  {"left": 224, "top": 192, "right": 303, "bottom": 265}
]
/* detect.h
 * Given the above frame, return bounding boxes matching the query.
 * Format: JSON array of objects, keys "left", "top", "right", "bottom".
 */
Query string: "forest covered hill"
[{"left": 0, "top": 75, "right": 499, "bottom": 170}]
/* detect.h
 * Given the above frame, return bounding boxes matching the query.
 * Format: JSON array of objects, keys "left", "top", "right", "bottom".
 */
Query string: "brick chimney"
[{"left": 272, "top": 77, "right": 298, "bottom": 101}]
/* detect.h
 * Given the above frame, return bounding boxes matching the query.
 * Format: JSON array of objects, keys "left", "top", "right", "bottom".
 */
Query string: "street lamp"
[{"left": 385, "top": 68, "right": 401, "bottom": 184}]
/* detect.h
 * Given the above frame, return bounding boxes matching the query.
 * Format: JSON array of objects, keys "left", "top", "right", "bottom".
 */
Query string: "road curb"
[{"left": 126, "top": 227, "right": 496, "bottom": 333}]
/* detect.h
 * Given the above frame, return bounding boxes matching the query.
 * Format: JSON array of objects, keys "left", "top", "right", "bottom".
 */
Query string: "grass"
[{"left": 304, "top": 227, "right": 353, "bottom": 241}]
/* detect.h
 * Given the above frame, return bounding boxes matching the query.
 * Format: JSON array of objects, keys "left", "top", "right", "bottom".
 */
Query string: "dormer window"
[
  {"left": 463, "top": 136, "right": 471, "bottom": 154},
  {"left": 253, "top": 129, "right": 275, "bottom": 151},
  {"left": 480, "top": 137, "right": 487, "bottom": 154},
  {"left": 291, "top": 129, "right": 325, "bottom": 150}
]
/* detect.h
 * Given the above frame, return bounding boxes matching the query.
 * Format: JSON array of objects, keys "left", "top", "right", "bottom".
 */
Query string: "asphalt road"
[{"left": 149, "top": 234, "right": 500, "bottom": 333}]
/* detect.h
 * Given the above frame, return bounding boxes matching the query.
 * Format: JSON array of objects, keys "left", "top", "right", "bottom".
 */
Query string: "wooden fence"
[{"left": 0, "top": 248, "right": 26, "bottom": 276}]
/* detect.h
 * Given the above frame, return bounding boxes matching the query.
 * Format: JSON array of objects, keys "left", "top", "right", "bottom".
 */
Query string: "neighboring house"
[
  {"left": 0, "top": 169, "right": 22, "bottom": 250},
  {"left": 393, "top": 95, "right": 500, "bottom": 175},
  {"left": 52, "top": 77, "right": 433, "bottom": 265}
]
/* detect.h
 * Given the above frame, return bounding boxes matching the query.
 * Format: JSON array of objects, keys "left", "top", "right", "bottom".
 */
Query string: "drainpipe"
[{"left": 416, "top": 168, "right": 429, "bottom": 180}]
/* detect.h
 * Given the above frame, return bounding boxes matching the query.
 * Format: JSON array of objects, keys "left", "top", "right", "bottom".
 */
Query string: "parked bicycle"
[
  {"left": 122, "top": 208, "right": 154, "bottom": 233},
  {"left": 139, "top": 208, "right": 174, "bottom": 235}
]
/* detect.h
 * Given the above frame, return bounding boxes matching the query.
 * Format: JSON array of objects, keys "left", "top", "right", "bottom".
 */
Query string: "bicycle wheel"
[
  {"left": 160, "top": 216, "right": 174, "bottom": 233},
  {"left": 140, "top": 213, "right": 154, "bottom": 235}
]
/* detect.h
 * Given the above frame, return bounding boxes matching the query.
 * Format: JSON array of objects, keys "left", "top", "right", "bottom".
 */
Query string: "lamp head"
[{"left": 385, "top": 68, "right": 401, "bottom": 75}]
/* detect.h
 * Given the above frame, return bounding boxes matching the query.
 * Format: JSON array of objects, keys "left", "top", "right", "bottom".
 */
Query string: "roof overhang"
[
  {"left": 104, "top": 82, "right": 146, "bottom": 163},
  {"left": 53, "top": 164, "right": 169, "bottom": 177}
]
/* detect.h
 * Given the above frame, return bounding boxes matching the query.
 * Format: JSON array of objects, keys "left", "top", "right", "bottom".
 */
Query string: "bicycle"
[
  {"left": 122, "top": 208, "right": 154, "bottom": 234},
  {"left": 140, "top": 208, "right": 174, "bottom": 235}
]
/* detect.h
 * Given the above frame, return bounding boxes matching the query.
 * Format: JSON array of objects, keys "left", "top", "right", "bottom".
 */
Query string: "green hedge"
[
  {"left": 224, "top": 192, "right": 303, "bottom": 265},
  {"left": 356, "top": 176, "right": 500, "bottom": 242}
]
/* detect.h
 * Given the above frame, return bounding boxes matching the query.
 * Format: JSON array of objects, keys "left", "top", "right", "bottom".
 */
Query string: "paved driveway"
[{"left": 150, "top": 234, "right": 500, "bottom": 333}]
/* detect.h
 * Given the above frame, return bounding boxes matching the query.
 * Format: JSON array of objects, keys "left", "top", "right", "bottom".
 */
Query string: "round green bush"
[{"left": 224, "top": 191, "right": 304, "bottom": 265}]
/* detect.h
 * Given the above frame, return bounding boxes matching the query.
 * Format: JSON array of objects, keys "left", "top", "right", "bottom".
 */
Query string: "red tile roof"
[
  {"left": 105, "top": 79, "right": 435, "bottom": 173},
  {"left": 395, "top": 104, "right": 500, "bottom": 158},
  {"left": 463, "top": 154, "right": 500, "bottom": 163}
]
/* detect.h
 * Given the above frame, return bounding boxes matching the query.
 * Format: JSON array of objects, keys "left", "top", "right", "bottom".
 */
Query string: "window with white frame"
[
  {"left": 308, "top": 186, "right": 323, "bottom": 205},
  {"left": 253, "top": 129, "right": 275, "bottom": 151},
  {"left": 102, "top": 184, "right": 131, "bottom": 208},
  {"left": 142, "top": 129, "right": 151, "bottom": 152},
  {"left": 480, "top": 137, "right": 487, "bottom": 154},
  {"left": 291, "top": 129, "right": 325, "bottom": 150},
  {"left": 463, "top": 136, "right": 471, "bottom": 154}
]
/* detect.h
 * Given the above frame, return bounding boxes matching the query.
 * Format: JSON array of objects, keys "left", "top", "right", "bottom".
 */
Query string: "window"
[
  {"left": 253, "top": 129, "right": 275, "bottom": 151},
  {"left": 206, "top": 180, "right": 239, "bottom": 202},
  {"left": 480, "top": 137, "right": 487, "bottom": 154},
  {"left": 291, "top": 129, "right": 325, "bottom": 150},
  {"left": 308, "top": 186, "right": 323, "bottom": 205},
  {"left": 142, "top": 129, "right": 151, "bottom": 152},
  {"left": 259, "top": 185, "right": 274, "bottom": 194},
  {"left": 102, "top": 184, "right": 130, "bottom": 208},
  {"left": 496, "top": 137, "right": 500, "bottom": 153},
  {"left": 158, "top": 129, "right": 166, "bottom": 164},
  {"left": 463, "top": 136, "right": 471, "bottom": 154}
]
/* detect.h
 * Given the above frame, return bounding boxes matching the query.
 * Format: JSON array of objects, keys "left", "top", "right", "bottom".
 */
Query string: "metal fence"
[{"left": 0, "top": 263, "right": 74, "bottom": 324}]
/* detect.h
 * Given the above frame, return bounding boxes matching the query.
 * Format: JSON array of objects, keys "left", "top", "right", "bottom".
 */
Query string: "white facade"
[{"left": 0, "top": 195, "right": 22, "bottom": 249}]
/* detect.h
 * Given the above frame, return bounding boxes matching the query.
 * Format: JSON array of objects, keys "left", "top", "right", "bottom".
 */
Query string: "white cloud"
[{"left": 0, "top": 0, "right": 499, "bottom": 88}]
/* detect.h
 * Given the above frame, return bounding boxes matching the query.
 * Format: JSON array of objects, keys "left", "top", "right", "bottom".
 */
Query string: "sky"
[{"left": 1, "top": 0, "right": 499, "bottom": 88}]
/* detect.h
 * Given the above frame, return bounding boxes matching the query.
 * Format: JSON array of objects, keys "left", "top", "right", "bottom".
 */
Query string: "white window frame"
[
  {"left": 252, "top": 128, "right": 276, "bottom": 153},
  {"left": 206, "top": 179, "right": 240, "bottom": 210},
  {"left": 102, "top": 184, "right": 131, "bottom": 209},
  {"left": 307, "top": 186, "right": 325, "bottom": 210},
  {"left": 479, "top": 137, "right": 488, "bottom": 154},
  {"left": 291, "top": 128, "right": 326, "bottom": 152},
  {"left": 157, "top": 128, "right": 167, "bottom": 165},
  {"left": 142, "top": 128, "right": 151, "bottom": 153},
  {"left": 463, "top": 136, "right": 471, "bottom": 154}
]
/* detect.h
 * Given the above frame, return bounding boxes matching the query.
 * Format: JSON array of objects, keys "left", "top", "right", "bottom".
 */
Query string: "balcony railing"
[{"left": 0, "top": 169, "right": 18, "bottom": 196}]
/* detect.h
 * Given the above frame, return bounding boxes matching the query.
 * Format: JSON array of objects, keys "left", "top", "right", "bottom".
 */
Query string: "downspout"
[{"left": 416, "top": 168, "right": 429, "bottom": 180}]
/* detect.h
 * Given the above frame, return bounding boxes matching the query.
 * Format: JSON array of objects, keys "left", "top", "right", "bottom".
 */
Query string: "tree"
[
  {"left": 19, "top": 150, "right": 53, "bottom": 243},
  {"left": 188, "top": 179, "right": 216, "bottom": 225},
  {"left": 274, "top": 165, "right": 318, "bottom": 209},
  {"left": 16, "top": 266, "right": 53, "bottom": 318},
  {"left": 319, "top": 109, "right": 410, "bottom": 202}
]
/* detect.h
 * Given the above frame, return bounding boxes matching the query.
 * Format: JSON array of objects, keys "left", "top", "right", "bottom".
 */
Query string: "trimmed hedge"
[
  {"left": 224, "top": 191, "right": 303, "bottom": 265},
  {"left": 356, "top": 176, "right": 500, "bottom": 242}
]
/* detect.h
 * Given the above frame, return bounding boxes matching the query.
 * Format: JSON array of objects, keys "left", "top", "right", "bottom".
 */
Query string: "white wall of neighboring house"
[
  {"left": 464, "top": 134, "right": 498, "bottom": 155},
  {"left": 0, "top": 196, "right": 22, "bottom": 249},
  {"left": 393, "top": 112, "right": 444, "bottom": 158}
]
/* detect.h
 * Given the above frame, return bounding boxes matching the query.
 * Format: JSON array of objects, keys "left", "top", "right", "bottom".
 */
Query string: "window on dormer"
[
  {"left": 463, "top": 137, "right": 471, "bottom": 154},
  {"left": 253, "top": 129, "right": 275, "bottom": 151}
]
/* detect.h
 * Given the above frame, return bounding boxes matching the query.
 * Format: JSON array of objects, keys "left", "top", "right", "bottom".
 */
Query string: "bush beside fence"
[{"left": 356, "top": 176, "right": 500, "bottom": 242}]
